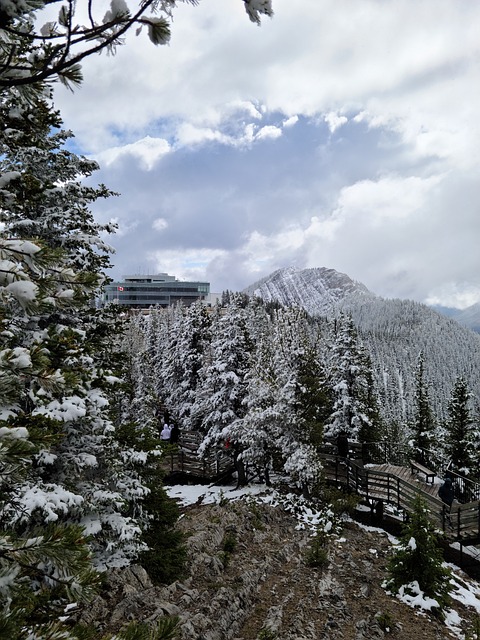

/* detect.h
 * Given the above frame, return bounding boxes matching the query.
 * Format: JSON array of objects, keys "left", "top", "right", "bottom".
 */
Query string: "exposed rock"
[{"left": 78, "top": 497, "right": 480, "bottom": 639}]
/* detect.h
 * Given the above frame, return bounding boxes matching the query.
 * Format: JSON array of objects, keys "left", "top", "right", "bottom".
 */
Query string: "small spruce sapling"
[{"left": 386, "top": 493, "right": 451, "bottom": 614}]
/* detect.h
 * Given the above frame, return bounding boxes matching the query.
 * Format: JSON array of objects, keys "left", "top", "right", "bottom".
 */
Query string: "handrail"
[
  {"left": 445, "top": 463, "right": 480, "bottom": 503},
  {"left": 319, "top": 454, "right": 480, "bottom": 543},
  {"left": 323, "top": 439, "right": 480, "bottom": 503}
]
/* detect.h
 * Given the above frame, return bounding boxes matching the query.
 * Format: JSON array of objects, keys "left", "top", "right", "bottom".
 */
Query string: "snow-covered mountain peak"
[{"left": 243, "top": 266, "right": 374, "bottom": 316}]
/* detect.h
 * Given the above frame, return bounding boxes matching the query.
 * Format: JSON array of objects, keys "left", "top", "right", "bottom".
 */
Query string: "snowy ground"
[
  {"left": 166, "top": 482, "right": 269, "bottom": 507},
  {"left": 166, "top": 481, "right": 480, "bottom": 639}
]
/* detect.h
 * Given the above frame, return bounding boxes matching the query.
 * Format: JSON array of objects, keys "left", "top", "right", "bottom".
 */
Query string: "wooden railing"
[
  {"left": 445, "top": 464, "right": 480, "bottom": 503},
  {"left": 321, "top": 438, "right": 411, "bottom": 466},
  {"left": 320, "top": 454, "right": 480, "bottom": 544},
  {"left": 169, "top": 431, "right": 234, "bottom": 481}
]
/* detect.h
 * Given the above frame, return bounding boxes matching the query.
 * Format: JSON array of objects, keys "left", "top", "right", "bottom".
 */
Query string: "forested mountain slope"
[{"left": 245, "top": 267, "right": 480, "bottom": 426}]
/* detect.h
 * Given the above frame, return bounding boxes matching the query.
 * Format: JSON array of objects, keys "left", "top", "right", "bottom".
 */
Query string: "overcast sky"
[{"left": 53, "top": 0, "right": 480, "bottom": 308}]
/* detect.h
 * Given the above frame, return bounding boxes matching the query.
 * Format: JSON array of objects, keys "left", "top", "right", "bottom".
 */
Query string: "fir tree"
[
  {"left": 196, "top": 296, "right": 253, "bottom": 485},
  {"left": 0, "top": 88, "right": 146, "bottom": 566},
  {"left": 237, "top": 305, "right": 325, "bottom": 492},
  {"left": 410, "top": 351, "right": 437, "bottom": 468},
  {"left": 387, "top": 493, "right": 452, "bottom": 614},
  {"left": 445, "top": 376, "right": 476, "bottom": 476},
  {"left": 325, "top": 315, "right": 380, "bottom": 446},
  {"left": 164, "top": 302, "right": 211, "bottom": 431},
  {"left": 0, "top": 235, "right": 105, "bottom": 635},
  {"left": 294, "top": 341, "right": 332, "bottom": 451},
  {"left": 0, "top": 86, "right": 185, "bottom": 633}
]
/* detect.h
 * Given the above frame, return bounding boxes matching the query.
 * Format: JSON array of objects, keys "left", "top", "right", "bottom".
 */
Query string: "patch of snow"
[
  {"left": 165, "top": 482, "right": 269, "bottom": 506},
  {"left": 5, "top": 280, "right": 38, "bottom": 305},
  {"left": 0, "top": 171, "right": 21, "bottom": 187},
  {"left": 16, "top": 485, "right": 84, "bottom": 523},
  {"left": 397, "top": 580, "right": 439, "bottom": 611},
  {"left": 0, "top": 426, "right": 29, "bottom": 439}
]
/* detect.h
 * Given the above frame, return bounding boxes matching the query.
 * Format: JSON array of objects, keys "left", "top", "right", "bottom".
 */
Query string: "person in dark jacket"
[
  {"left": 336, "top": 432, "right": 349, "bottom": 458},
  {"left": 169, "top": 423, "right": 179, "bottom": 444},
  {"left": 438, "top": 477, "right": 455, "bottom": 507}
]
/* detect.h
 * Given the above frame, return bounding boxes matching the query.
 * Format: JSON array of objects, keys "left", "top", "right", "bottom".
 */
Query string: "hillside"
[
  {"left": 245, "top": 267, "right": 480, "bottom": 425},
  {"left": 78, "top": 489, "right": 480, "bottom": 639}
]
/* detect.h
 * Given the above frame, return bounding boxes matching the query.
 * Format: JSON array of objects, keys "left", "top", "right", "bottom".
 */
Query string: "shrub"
[
  {"left": 375, "top": 611, "right": 394, "bottom": 633},
  {"left": 323, "top": 486, "right": 360, "bottom": 517},
  {"left": 257, "top": 628, "right": 277, "bottom": 640},
  {"left": 222, "top": 531, "right": 237, "bottom": 554},
  {"left": 305, "top": 529, "right": 329, "bottom": 568}
]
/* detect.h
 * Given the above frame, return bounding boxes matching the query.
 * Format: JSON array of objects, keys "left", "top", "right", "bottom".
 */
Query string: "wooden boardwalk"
[
  {"left": 166, "top": 431, "right": 235, "bottom": 483},
  {"left": 321, "top": 455, "right": 480, "bottom": 545},
  {"left": 165, "top": 432, "right": 480, "bottom": 545}
]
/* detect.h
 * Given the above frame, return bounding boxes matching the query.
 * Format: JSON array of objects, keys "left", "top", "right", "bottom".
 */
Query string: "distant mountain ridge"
[
  {"left": 244, "top": 266, "right": 480, "bottom": 426},
  {"left": 244, "top": 266, "right": 374, "bottom": 316},
  {"left": 450, "top": 302, "right": 480, "bottom": 333}
]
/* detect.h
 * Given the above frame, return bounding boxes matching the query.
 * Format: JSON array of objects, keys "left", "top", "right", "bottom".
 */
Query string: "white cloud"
[
  {"left": 324, "top": 112, "right": 348, "bottom": 133},
  {"left": 333, "top": 174, "right": 443, "bottom": 226},
  {"left": 283, "top": 115, "right": 298, "bottom": 128},
  {"left": 176, "top": 123, "right": 231, "bottom": 147},
  {"left": 147, "top": 248, "right": 227, "bottom": 284},
  {"left": 426, "top": 284, "right": 480, "bottom": 310},
  {"left": 225, "top": 100, "right": 263, "bottom": 120},
  {"left": 50, "top": 0, "right": 480, "bottom": 307},
  {"left": 255, "top": 125, "right": 282, "bottom": 140},
  {"left": 96, "top": 136, "right": 171, "bottom": 170},
  {"left": 242, "top": 227, "right": 304, "bottom": 265},
  {"left": 152, "top": 218, "right": 168, "bottom": 231}
]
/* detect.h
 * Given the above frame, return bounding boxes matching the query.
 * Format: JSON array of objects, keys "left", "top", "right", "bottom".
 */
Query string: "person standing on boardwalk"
[
  {"left": 438, "top": 477, "right": 455, "bottom": 508},
  {"left": 169, "top": 422, "right": 179, "bottom": 444},
  {"left": 160, "top": 422, "right": 171, "bottom": 441},
  {"left": 336, "top": 432, "right": 349, "bottom": 458}
]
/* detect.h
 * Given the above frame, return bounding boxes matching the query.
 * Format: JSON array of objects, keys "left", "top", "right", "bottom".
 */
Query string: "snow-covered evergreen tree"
[
  {"left": 0, "top": 86, "right": 185, "bottom": 633},
  {"left": 163, "top": 302, "right": 212, "bottom": 431},
  {"left": 0, "top": 87, "right": 149, "bottom": 563},
  {"left": 410, "top": 351, "right": 437, "bottom": 468},
  {"left": 444, "top": 376, "right": 476, "bottom": 476},
  {"left": 197, "top": 296, "right": 253, "bottom": 484},
  {"left": 0, "top": 234, "right": 106, "bottom": 635},
  {"left": 120, "top": 311, "right": 162, "bottom": 435},
  {"left": 387, "top": 494, "right": 451, "bottom": 614},
  {"left": 237, "top": 306, "right": 326, "bottom": 490},
  {"left": 325, "top": 316, "right": 380, "bottom": 446},
  {"left": 265, "top": 308, "right": 326, "bottom": 491}
]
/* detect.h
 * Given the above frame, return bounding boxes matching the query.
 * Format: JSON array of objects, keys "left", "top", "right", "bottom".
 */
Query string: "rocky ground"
[{"left": 80, "top": 493, "right": 480, "bottom": 639}]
